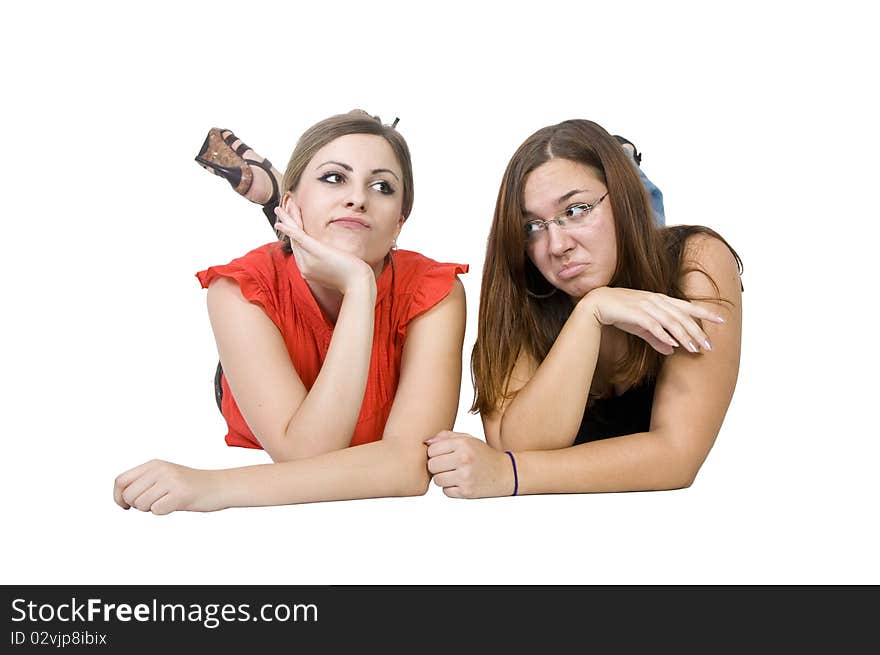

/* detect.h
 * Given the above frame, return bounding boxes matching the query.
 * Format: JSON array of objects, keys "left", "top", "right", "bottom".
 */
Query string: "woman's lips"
[
  {"left": 330, "top": 218, "right": 370, "bottom": 230},
  {"left": 557, "top": 263, "right": 588, "bottom": 280}
]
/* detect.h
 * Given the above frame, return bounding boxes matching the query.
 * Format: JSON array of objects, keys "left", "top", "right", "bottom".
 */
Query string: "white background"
[{"left": 3, "top": 1, "right": 877, "bottom": 584}]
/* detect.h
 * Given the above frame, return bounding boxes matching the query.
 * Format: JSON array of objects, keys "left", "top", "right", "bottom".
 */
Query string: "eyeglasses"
[{"left": 523, "top": 193, "right": 609, "bottom": 242}]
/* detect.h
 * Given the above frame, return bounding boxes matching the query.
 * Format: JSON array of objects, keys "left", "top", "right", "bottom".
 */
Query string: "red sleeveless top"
[{"left": 196, "top": 242, "right": 468, "bottom": 450}]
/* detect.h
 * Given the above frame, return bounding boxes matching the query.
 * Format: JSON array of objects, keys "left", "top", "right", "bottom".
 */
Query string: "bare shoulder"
[
  {"left": 205, "top": 278, "right": 264, "bottom": 333},
  {"left": 205, "top": 276, "right": 246, "bottom": 305},
  {"left": 679, "top": 232, "right": 742, "bottom": 301},
  {"left": 445, "top": 277, "right": 466, "bottom": 305}
]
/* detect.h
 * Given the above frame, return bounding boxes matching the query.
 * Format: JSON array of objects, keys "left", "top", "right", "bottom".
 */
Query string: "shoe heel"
[
  {"left": 195, "top": 156, "right": 247, "bottom": 191},
  {"left": 194, "top": 128, "right": 253, "bottom": 194}
]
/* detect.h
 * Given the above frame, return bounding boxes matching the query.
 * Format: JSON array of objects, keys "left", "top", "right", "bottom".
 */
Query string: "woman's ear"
[{"left": 281, "top": 191, "right": 295, "bottom": 212}]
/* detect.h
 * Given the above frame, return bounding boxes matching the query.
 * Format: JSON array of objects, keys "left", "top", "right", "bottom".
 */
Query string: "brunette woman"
[{"left": 426, "top": 119, "right": 742, "bottom": 497}]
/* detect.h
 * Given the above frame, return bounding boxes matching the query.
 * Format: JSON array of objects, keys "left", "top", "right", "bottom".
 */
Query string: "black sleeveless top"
[{"left": 574, "top": 380, "right": 656, "bottom": 444}]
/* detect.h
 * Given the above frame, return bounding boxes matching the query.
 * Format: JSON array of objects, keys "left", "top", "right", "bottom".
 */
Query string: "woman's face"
[
  {"left": 288, "top": 133, "right": 405, "bottom": 274},
  {"left": 522, "top": 158, "right": 617, "bottom": 300}
]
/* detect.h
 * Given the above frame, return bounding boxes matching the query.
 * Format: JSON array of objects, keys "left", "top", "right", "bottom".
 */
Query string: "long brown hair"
[
  {"left": 278, "top": 109, "right": 413, "bottom": 254},
  {"left": 470, "top": 119, "right": 742, "bottom": 414}
]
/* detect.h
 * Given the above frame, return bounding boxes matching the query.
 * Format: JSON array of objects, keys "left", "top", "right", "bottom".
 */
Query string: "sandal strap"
[
  {"left": 245, "top": 157, "right": 280, "bottom": 209},
  {"left": 220, "top": 130, "right": 252, "bottom": 158}
]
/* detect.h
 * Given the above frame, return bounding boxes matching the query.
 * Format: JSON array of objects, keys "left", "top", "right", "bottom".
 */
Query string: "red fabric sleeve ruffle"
[
  {"left": 399, "top": 261, "right": 468, "bottom": 335},
  {"left": 195, "top": 262, "right": 276, "bottom": 320}
]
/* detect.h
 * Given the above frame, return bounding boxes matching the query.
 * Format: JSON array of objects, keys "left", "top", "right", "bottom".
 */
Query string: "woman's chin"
[
  {"left": 324, "top": 234, "right": 366, "bottom": 256},
  {"left": 561, "top": 280, "right": 599, "bottom": 301},
  {"left": 555, "top": 269, "right": 612, "bottom": 301}
]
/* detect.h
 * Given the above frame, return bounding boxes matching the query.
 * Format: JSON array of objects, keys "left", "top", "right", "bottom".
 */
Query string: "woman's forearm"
[
  {"left": 499, "top": 300, "right": 602, "bottom": 451},
  {"left": 214, "top": 440, "right": 430, "bottom": 508},
  {"left": 514, "top": 428, "right": 699, "bottom": 494},
  {"left": 275, "top": 276, "right": 377, "bottom": 461}
]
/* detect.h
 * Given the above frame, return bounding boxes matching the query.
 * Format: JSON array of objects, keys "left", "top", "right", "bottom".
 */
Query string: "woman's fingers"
[
  {"left": 121, "top": 473, "right": 157, "bottom": 508},
  {"left": 290, "top": 202, "right": 305, "bottom": 229},
  {"left": 113, "top": 461, "right": 218, "bottom": 515},
  {"left": 619, "top": 293, "right": 715, "bottom": 354},
  {"left": 606, "top": 297, "right": 719, "bottom": 355},
  {"left": 148, "top": 493, "right": 177, "bottom": 516},
  {"left": 669, "top": 296, "right": 726, "bottom": 323},
  {"left": 424, "top": 430, "right": 459, "bottom": 445},
  {"left": 132, "top": 483, "right": 166, "bottom": 513},
  {"left": 274, "top": 206, "right": 309, "bottom": 246},
  {"left": 274, "top": 205, "right": 326, "bottom": 278},
  {"left": 425, "top": 434, "right": 468, "bottom": 489},
  {"left": 427, "top": 452, "right": 459, "bottom": 475},
  {"left": 432, "top": 471, "right": 459, "bottom": 488},
  {"left": 113, "top": 477, "right": 131, "bottom": 509},
  {"left": 113, "top": 460, "right": 157, "bottom": 509},
  {"left": 642, "top": 302, "right": 704, "bottom": 353},
  {"left": 586, "top": 287, "right": 726, "bottom": 355},
  {"left": 639, "top": 327, "right": 676, "bottom": 355},
  {"left": 652, "top": 297, "right": 715, "bottom": 352},
  {"left": 624, "top": 313, "right": 678, "bottom": 350},
  {"left": 425, "top": 432, "right": 460, "bottom": 456},
  {"left": 274, "top": 205, "right": 318, "bottom": 254}
]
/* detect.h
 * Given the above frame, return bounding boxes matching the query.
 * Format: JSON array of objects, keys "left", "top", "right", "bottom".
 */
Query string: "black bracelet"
[{"left": 504, "top": 451, "right": 519, "bottom": 496}]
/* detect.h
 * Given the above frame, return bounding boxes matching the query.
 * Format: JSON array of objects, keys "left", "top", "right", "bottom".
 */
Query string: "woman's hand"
[
  {"left": 274, "top": 204, "right": 375, "bottom": 295},
  {"left": 426, "top": 432, "right": 515, "bottom": 499},
  {"left": 113, "top": 460, "right": 225, "bottom": 515},
  {"left": 579, "top": 287, "right": 725, "bottom": 355}
]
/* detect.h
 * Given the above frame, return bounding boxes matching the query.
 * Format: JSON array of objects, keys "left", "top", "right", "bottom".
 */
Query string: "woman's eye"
[
  {"left": 566, "top": 204, "right": 589, "bottom": 217},
  {"left": 371, "top": 181, "right": 394, "bottom": 195},
  {"left": 320, "top": 173, "right": 344, "bottom": 184},
  {"left": 524, "top": 221, "right": 543, "bottom": 235}
]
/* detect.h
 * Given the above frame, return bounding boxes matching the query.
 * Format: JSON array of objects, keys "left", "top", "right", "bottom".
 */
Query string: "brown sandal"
[
  {"left": 195, "top": 128, "right": 281, "bottom": 228},
  {"left": 194, "top": 128, "right": 257, "bottom": 195}
]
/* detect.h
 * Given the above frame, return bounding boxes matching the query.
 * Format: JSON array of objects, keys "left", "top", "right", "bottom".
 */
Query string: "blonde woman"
[{"left": 113, "top": 111, "right": 467, "bottom": 513}]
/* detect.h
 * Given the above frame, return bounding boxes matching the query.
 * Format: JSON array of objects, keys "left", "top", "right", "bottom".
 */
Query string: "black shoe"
[{"left": 613, "top": 135, "right": 642, "bottom": 167}]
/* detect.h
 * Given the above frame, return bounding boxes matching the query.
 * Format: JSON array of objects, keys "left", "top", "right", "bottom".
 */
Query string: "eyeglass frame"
[{"left": 523, "top": 192, "right": 609, "bottom": 242}]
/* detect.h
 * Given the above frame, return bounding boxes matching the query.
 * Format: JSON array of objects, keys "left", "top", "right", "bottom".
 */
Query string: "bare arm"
[
  {"left": 514, "top": 235, "right": 742, "bottom": 493},
  {"left": 215, "top": 278, "right": 466, "bottom": 508},
  {"left": 491, "top": 281, "right": 719, "bottom": 452},
  {"left": 381, "top": 279, "right": 465, "bottom": 452},
  {"left": 113, "top": 279, "right": 466, "bottom": 513},
  {"left": 487, "top": 302, "right": 602, "bottom": 451},
  {"left": 207, "top": 271, "right": 375, "bottom": 462},
  {"left": 429, "top": 235, "right": 741, "bottom": 497}
]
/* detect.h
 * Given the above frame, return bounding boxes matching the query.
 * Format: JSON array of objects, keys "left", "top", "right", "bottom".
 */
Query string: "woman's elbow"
[
  {"left": 649, "top": 466, "right": 698, "bottom": 492},
  {"left": 668, "top": 471, "right": 697, "bottom": 491},
  {"left": 264, "top": 439, "right": 332, "bottom": 463},
  {"left": 406, "top": 471, "right": 431, "bottom": 497},
  {"left": 264, "top": 423, "right": 346, "bottom": 462},
  {"left": 389, "top": 444, "right": 431, "bottom": 497},
  {"left": 663, "top": 437, "right": 713, "bottom": 490},
  {"left": 496, "top": 416, "right": 525, "bottom": 451}
]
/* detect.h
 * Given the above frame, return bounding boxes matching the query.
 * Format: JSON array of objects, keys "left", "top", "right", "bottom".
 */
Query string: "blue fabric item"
[{"left": 628, "top": 151, "right": 665, "bottom": 226}]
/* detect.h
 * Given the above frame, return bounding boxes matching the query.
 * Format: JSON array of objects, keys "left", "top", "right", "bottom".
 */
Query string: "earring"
[{"left": 526, "top": 287, "right": 558, "bottom": 299}]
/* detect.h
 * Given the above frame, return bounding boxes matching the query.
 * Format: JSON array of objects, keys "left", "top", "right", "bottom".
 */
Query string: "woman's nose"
[
  {"left": 546, "top": 223, "right": 574, "bottom": 256},
  {"left": 345, "top": 187, "right": 367, "bottom": 211}
]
